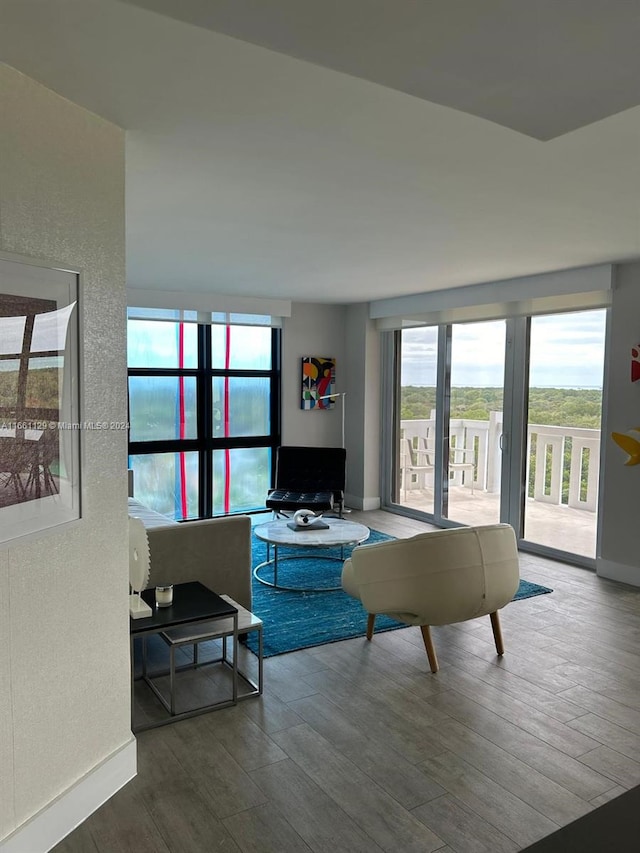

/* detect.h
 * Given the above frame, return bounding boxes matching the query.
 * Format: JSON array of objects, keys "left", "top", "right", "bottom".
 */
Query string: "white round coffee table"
[{"left": 254, "top": 518, "right": 370, "bottom": 591}]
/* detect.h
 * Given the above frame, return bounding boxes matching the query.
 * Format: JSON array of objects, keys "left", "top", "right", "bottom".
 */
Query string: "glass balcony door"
[
  {"left": 443, "top": 320, "right": 506, "bottom": 526},
  {"left": 396, "top": 326, "right": 438, "bottom": 516},
  {"left": 388, "top": 307, "right": 606, "bottom": 565},
  {"left": 395, "top": 320, "right": 506, "bottom": 526},
  {"left": 522, "top": 310, "right": 606, "bottom": 558}
]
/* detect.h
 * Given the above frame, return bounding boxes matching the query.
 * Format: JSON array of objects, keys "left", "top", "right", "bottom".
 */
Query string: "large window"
[
  {"left": 127, "top": 314, "right": 280, "bottom": 520},
  {"left": 389, "top": 307, "right": 607, "bottom": 565}
]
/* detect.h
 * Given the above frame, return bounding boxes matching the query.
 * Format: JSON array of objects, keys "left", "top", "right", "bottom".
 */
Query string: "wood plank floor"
[{"left": 54, "top": 509, "right": 640, "bottom": 853}]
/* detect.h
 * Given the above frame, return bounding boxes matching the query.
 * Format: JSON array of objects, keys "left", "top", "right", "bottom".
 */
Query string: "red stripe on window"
[
  {"left": 224, "top": 326, "right": 231, "bottom": 513},
  {"left": 178, "top": 323, "right": 187, "bottom": 519}
]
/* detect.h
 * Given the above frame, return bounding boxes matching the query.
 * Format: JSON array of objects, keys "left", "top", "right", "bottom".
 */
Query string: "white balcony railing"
[{"left": 401, "top": 412, "right": 600, "bottom": 513}]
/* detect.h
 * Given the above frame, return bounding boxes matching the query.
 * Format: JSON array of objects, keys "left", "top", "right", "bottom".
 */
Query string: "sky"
[
  {"left": 401, "top": 309, "right": 607, "bottom": 388},
  {"left": 127, "top": 319, "right": 272, "bottom": 370}
]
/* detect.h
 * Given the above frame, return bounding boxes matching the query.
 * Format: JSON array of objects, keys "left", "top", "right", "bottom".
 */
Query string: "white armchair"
[{"left": 341, "top": 523, "right": 520, "bottom": 672}]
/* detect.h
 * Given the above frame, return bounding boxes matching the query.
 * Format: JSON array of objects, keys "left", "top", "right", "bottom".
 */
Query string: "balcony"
[{"left": 400, "top": 414, "right": 599, "bottom": 558}]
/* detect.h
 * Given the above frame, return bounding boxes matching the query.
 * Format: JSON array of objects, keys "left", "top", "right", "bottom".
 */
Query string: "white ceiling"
[
  {"left": 121, "top": 0, "right": 640, "bottom": 141},
  {"left": 1, "top": 0, "right": 640, "bottom": 304}
]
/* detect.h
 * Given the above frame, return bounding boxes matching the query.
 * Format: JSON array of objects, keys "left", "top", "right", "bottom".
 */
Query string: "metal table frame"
[
  {"left": 253, "top": 520, "right": 370, "bottom": 592},
  {"left": 130, "top": 582, "right": 238, "bottom": 732}
]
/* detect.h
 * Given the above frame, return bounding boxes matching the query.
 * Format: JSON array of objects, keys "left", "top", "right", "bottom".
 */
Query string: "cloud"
[{"left": 401, "top": 309, "right": 606, "bottom": 388}]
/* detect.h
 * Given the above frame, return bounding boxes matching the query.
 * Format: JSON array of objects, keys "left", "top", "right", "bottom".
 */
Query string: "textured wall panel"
[
  {"left": 0, "top": 551, "right": 14, "bottom": 838},
  {"left": 0, "top": 63, "right": 129, "bottom": 836},
  {"left": 599, "top": 263, "right": 640, "bottom": 577}
]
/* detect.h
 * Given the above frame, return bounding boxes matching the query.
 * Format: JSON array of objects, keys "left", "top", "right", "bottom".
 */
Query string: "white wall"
[
  {"left": 345, "top": 304, "right": 381, "bottom": 510},
  {"left": 281, "top": 302, "right": 381, "bottom": 510},
  {"left": 282, "top": 302, "right": 347, "bottom": 449},
  {"left": 0, "top": 65, "right": 133, "bottom": 850},
  {"left": 598, "top": 262, "right": 640, "bottom": 585}
]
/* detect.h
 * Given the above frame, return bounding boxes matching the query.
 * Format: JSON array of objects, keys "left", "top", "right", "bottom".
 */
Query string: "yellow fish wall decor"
[{"left": 611, "top": 428, "right": 640, "bottom": 465}]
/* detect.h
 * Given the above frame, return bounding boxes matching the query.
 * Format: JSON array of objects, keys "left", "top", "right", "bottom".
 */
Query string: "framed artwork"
[
  {"left": 632, "top": 345, "right": 640, "bottom": 382},
  {"left": 301, "top": 356, "right": 335, "bottom": 409},
  {"left": 0, "top": 254, "right": 81, "bottom": 544}
]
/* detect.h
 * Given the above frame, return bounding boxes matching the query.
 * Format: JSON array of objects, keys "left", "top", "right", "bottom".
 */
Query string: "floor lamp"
[{"left": 318, "top": 392, "right": 346, "bottom": 449}]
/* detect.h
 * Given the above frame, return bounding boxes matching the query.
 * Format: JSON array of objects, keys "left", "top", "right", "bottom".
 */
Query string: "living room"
[{"left": 2, "top": 2, "right": 640, "bottom": 852}]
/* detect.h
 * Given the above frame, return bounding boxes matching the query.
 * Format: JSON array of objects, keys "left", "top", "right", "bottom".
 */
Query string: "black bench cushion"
[
  {"left": 266, "top": 489, "right": 334, "bottom": 512},
  {"left": 266, "top": 446, "right": 346, "bottom": 514}
]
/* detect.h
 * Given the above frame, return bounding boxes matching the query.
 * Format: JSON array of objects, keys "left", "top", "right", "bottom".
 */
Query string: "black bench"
[{"left": 266, "top": 446, "right": 346, "bottom": 517}]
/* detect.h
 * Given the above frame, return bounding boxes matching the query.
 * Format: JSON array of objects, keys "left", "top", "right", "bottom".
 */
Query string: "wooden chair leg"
[
  {"left": 366, "top": 613, "right": 376, "bottom": 640},
  {"left": 420, "top": 625, "right": 439, "bottom": 673},
  {"left": 490, "top": 611, "right": 504, "bottom": 656}
]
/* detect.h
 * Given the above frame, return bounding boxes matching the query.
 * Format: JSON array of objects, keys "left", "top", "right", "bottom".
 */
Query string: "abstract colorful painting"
[
  {"left": 632, "top": 345, "right": 640, "bottom": 382},
  {"left": 301, "top": 356, "right": 335, "bottom": 409}
]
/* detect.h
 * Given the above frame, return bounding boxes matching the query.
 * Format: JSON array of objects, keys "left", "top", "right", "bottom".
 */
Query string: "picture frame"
[
  {"left": 300, "top": 356, "right": 336, "bottom": 409},
  {"left": 0, "top": 253, "right": 81, "bottom": 544}
]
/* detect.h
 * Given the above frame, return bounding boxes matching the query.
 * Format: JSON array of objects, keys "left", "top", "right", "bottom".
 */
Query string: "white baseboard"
[
  {"left": 0, "top": 737, "right": 137, "bottom": 853},
  {"left": 361, "top": 496, "right": 381, "bottom": 511},
  {"left": 344, "top": 494, "right": 380, "bottom": 512},
  {"left": 596, "top": 558, "right": 640, "bottom": 587}
]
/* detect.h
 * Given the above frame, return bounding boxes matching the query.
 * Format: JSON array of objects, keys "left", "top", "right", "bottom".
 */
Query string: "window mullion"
[
  {"left": 501, "top": 316, "right": 530, "bottom": 536},
  {"left": 434, "top": 325, "right": 450, "bottom": 521},
  {"left": 199, "top": 324, "right": 212, "bottom": 518},
  {"left": 270, "top": 328, "right": 281, "bottom": 478}
]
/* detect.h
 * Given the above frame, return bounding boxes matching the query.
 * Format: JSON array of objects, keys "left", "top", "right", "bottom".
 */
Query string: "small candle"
[{"left": 155, "top": 585, "right": 173, "bottom": 607}]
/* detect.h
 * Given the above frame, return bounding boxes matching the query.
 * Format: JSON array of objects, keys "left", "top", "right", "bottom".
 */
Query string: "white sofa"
[{"left": 128, "top": 497, "right": 252, "bottom": 610}]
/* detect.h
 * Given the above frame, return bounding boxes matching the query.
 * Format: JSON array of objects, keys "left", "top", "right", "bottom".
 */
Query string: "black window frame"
[{"left": 127, "top": 322, "right": 281, "bottom": 519}]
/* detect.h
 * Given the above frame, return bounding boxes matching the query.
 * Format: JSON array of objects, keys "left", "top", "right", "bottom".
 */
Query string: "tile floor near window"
[{"left": 54, "top": 510, "right": 640, "bottom": 853}]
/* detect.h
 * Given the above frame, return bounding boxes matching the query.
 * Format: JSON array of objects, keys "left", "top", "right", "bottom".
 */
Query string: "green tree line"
[{"left": 401, "top": 386, "right": 602, "bottom": 429}]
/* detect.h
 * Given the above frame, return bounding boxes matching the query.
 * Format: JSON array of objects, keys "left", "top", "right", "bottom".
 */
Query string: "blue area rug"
[{"left": 246, "top": 528, "right": 553, "bottom": 658}]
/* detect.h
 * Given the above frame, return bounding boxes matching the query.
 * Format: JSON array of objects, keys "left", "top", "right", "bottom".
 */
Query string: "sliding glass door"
[
  {"left": 445, "top": 320, "right": 505, "bottom": 526},
  {"left": 394, "top": 320, "right": 506, "bottom": 527},
  {"left": 397, "top": 326, "right": 437, "bottom": 516},
  {"left": 388, "top": 307, "right": 607, "bottom": 564},
  {"left": 523, "top": 310, "right": 606, "bottom": 558}
]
